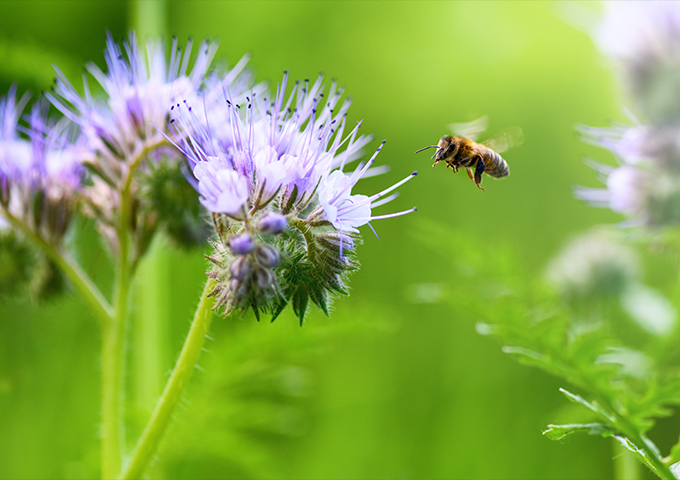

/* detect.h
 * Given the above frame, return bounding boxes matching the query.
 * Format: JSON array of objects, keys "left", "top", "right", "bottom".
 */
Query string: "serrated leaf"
[
  {"left": 543, "top": 422, "right": 614, "bottom": 440},
  {"left": 292, "top": 291, "right": 309, "bottom": 326},
  {"left": 502, "top": 346, "right": 548, "bottom": 367},
  {"left": 310, "top": 287, "right": 330, "bottom": 316},
  {"left": 559, "top": 388, "right": 617, "bottom": 424},
  {"left": 270, "top": 299, "right": 287, "bottom": 323},
  {"left": 612, "top": 435, "right": 648, "bottom": 464}
]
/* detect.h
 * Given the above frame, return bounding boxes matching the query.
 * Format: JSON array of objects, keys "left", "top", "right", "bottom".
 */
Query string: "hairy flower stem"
[
  {"left": 613, "top": 440, "right": 640, "bottom": 480},
  {"left": 120, "top": 277, "right": 217, "bottom": 480},
  {"left": 103, "top": 204, "right": 131, "bottom": 478},
  {"left": 102, "top": 147, "right": 154, "bottom": 479},
  {"left": 290, "top": 218, "right": 318, "bottom": 260},
  {"left": 102, "top": 295, "right": 128, "bottom": 479}
]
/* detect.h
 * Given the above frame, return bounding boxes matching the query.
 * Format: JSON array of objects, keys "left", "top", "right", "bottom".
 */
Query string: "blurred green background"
[{"left": 0, "top": 1, "right": 642, "bottom": 479}]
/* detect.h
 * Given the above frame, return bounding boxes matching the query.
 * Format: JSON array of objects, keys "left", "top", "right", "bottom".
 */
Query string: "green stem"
[
  {"left": 1, "top": 210, "right": 113, "bottom": 326},
  {"left": 613, "top": 438, "right": 640, "bottom": 480},
  {"left": 119, "top": 278, "right": 217, "bottom": 480},
  {"left": 290, "top": 218, "right": 318, "bottom": 260},
  {"left": 102, "top": 142, "right": 153, "bottom": 479},
  {"left": 102, "top": 293, "right": 128, "bottom": 479},
  {"left": 130, "top": 0, "right": 167, "bottom": 40},
  {"left": 616, "top": 422, "right": 674, "bottom": 480},
  {"left": 567, "top": 366, "right": 675, "bottom": 480},
  {"left": 102, "top": 193, "right": 132, "bottom": 479}
]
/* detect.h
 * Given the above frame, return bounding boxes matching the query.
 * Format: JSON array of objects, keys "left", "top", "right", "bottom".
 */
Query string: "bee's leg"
[
  {"left": 474, "top": 158, "right": 486, "bottom": 191},
  {"left": 444, "top": 160, "right": 458, "bottom": 172},
  {"left": 466, "top": 168, "right": 475, "bottom": 183}
]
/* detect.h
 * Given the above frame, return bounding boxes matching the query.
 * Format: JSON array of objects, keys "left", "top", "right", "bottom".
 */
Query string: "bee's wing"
[
  {"left": 480, "top": 126, "right": 524, "bottom": 154},
  {"left": 448, "top": 115, "right": 488, "bottom": 141}
]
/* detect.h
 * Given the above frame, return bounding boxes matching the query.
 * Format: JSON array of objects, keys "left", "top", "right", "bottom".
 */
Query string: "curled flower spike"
[
  {"left": 0, "top": 88, "right": 83, "bottom": 245},
  {"left": 168, "top": 72, "right": 417, "bottom": 323}
]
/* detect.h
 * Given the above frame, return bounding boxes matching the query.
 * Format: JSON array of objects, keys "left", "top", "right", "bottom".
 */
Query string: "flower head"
[
  {"left": 593, "top": 2, "right": 680, "bottom": 123},
  {"left": 575, "top": 2, "right": 680, "bottom": 230},
  {"left": 168, "top": 72, "right": 417, "bottom": 322},
  {"left": 45, "top": 32, "right": 255, "bottom": 253},
  {"left": 0, "top": 88, "right": 83, "bottom": 244},
  {"left": 47, "top": 33, "right": 237, "bottom": 170}
]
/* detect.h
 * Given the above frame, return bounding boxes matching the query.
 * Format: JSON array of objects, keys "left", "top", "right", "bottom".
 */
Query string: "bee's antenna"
[{"left": 415, "top": 145, "right": 438, "bottom": 154}]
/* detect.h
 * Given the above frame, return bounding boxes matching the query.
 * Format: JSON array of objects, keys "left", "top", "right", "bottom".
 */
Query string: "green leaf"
[
  {"left": 668, "top": 440, "right": 680, "bottom": 465},
  {"left": 502, "top": 346, "right": 547, "bottom": 367},
  {"left": 292, "top": 290, "right": 309, "bottom": 326},
  {"left": 612, "top": 435, "right": 648, "bottom": 466},
  {"left": 559, "top": 388, "right": 617, "bottom": 424},
  {"left": 543, "top": 423, "right": 614, "bottom": 440},
  {"left": 270, "top": 299, "right": 288, "bottom": 323}
]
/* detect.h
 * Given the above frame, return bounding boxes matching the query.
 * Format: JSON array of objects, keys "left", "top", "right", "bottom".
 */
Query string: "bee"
[{"left": 415, "top": 116, "right": 523, "bottom": 191}]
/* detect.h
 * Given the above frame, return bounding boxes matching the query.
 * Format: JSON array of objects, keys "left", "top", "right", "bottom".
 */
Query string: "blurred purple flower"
[{"left": 0, "top": 88, "right": 83, "bottom": 242}]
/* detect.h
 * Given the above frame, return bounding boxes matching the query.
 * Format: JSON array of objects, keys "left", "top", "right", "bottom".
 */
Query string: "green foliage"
[
  {"left": 273, "top": 228, "right": 360, "bottom": 325},
  {"left": 543, "top": 422, "right": 614, "bottom": 441},
  {"left": 415, "top": 218, "right": 680, "bottom": 479}
]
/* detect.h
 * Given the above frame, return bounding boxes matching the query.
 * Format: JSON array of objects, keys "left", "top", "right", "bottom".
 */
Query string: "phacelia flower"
[
  {"left": 595, "top": 2, "right": 680, "bottom": 123},
  {"left": 576, "top": 4, "right": 680, "bottom": 230},
  {"left": 0, "top": 87, "right": 83, "bottom": 245},
  {"left": 168, "top": 73, "right": 417, "bottom": 323},
  {"left": 47, "top": 32, "right": 234, "bottom": 171},
  {"left": 46, "top": 31, "right": 255, "bottom": 253}
]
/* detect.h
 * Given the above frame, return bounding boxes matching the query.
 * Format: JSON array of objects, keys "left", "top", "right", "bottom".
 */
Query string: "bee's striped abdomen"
[{"left": 483, "top": 149, "right": 509, "bottom": 178}]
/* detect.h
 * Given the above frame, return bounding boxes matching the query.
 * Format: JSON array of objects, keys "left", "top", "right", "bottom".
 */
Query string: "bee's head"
[
  {"left": 435, "top": 136, "right": 459, "bottom": 161},
  {"left": 415, "top": 136, "right": 459, "bottom": 162}
]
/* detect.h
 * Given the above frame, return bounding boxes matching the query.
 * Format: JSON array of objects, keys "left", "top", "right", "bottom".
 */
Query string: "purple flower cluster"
[
  {"left": 43, "top": 32, "right": 255, "bottom": 252},
  {"left": 577, "top": 2, "right": 680, "bottom": 229},
  {"left": 169, "top": 72, "right": 417, "bottom": 320},
  {"left": 0, "top": 31, "right": 417, "bottom": 321},
  {"left": 0, "top": 87, "right": 83, "bottom": 243}
]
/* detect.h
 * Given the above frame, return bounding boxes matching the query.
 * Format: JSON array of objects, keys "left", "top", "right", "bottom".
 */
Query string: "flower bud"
[
  {"left": 252, "top": 267, "right": 275, "bottom": 291},
  {"left": 254, "top": 244, "right": 281, "bottom": 268},
  {"left": 316, "top": 231, "right": 355, "bottom": 252},
  {"left": 257, "top": 212, "right": 288, "bottom": 235},
  {"left": 229, "top": 233, "right": 255, "bottom": 255},
  {"left": 228, "top": 278, "right": 247, "bottom": 302},
  {"left": 230, "top": 256, "right": 252, "bottom": 280}
]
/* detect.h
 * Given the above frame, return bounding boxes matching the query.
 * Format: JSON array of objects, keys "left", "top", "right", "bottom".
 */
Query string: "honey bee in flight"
[{"left": 415, "top": 116, "right": 523, "bottom": 191}]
